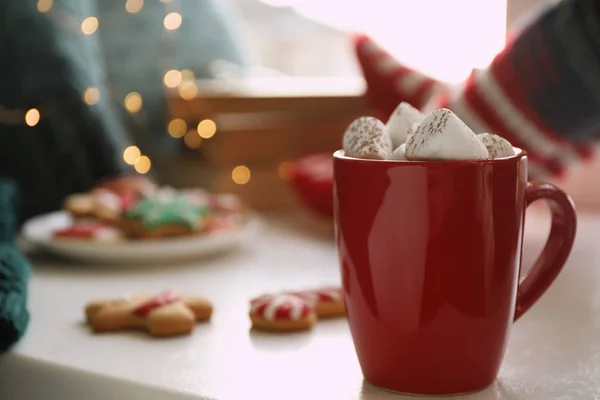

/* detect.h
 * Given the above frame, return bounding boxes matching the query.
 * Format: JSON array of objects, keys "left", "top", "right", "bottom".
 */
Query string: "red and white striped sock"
[
  {"left": 355, "top": 33, "right": 596, "bottom": 180},
  {"left": 425, "top": 58, "right": 596, "bottom": 180},
  {"left": 354, "top": 34, "right": 448, "bottom": 121}
]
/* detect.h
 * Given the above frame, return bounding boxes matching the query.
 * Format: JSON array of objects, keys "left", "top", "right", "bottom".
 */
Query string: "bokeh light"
[
  {"left": 232, "top": 166, "right": 251, "bottom": 185},
  {"left": 168, "top": 118, "right": 187, "bottom": 138},
  {"left": 124, "top": 92, "right": 143, "bottom": 113},
  {"left": 163, "top": 70, "right": 182, "bottom": 88},
  {"left": 37, "top": 0, "right": 53, "bottom": 13},
  {"left": 197, "top": 119, "right": 217, "bottom": 139},
  {"left": 123, "top": 146, "right": 141, "bottom": 165},
  {"left": 164, "top": 12, "right": 182, "bottom": 31},
  {"left": 183, "top": 130, "right": 203, "bottom": 149},
  {"left": 81, "top": 17, "right": 99, "bottom": 35},
  {"left": 125, "top": 0, "right": 143, "bottom": 13},
  {"left": 25, "top": 109, "right": 40, "bottom": 127},
  {"left": 83, "top": 87, "right": 100, "bottom": 105},
  {"left": 134, "top": 156, "right": 151, "bottom": 174},
  {"left": 178, "top": 81, "right": 198, "bottom": 100}
]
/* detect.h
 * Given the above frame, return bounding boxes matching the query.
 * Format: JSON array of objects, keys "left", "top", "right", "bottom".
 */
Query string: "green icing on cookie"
[{"left": 125, "top": 193, "right": 201, "bottom": 230}]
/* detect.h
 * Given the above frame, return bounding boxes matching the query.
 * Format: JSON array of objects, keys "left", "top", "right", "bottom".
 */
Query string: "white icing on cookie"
[
  {"left": 93, "top": 190, "right": 122, "bottom": 212},
  {"left": 250, "top": 293, "right": 310, "bottom": 321}
]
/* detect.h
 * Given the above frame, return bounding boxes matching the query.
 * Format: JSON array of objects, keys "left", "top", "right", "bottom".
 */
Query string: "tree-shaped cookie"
[{"left": 120, "top": 191, "right": 209, "bottom": 238}]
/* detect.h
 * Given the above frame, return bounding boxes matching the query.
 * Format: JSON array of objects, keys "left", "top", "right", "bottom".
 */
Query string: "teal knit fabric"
[{"left": 0, "top": 180, "right": 30, "bottom": 353}]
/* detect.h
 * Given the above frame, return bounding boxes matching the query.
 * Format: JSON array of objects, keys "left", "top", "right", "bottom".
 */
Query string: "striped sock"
[
  {"left": 354, "top": 34, "right": 448, "bottom": 121},
  {"left": 355, "top": 18, "right": 599, "bottom": 180}
]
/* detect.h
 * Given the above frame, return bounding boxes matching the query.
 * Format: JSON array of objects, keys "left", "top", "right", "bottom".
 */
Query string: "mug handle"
[{"left": 514, "top": 182, "right": 577, "bottom": 321}]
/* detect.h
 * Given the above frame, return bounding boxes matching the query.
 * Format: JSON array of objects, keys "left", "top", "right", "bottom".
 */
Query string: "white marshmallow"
[
  {"left": 478, "top": 133, "right": 515, "bottom": 158},
  {"left": 386, "top": 102, "right": 425, "bottom": 149},
  {"left": 406, "top": 108, "right": 489, "bottom": 160},
  {"left": 343, "top": 116, "right": 393, "bottom": 160},
  {"left": 405, "top": 122, "right": 420, "bottom": 144},
  {"left": 388, "top": 143, "right": 408, "bottom": 160}
]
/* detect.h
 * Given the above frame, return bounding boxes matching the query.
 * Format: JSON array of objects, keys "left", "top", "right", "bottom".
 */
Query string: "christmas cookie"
[
  {"left": 120, "top": 192, "right": 208, "bottom": 239},
  {"left": 53, "top": 221, "right": 122, "bottom": 242},
  {"left": 288, "top": 287, "right": 346, "bottom": 318},
  {"left": 85, "top": 290, "right": 213, "bottom": 337},
  {"left": 63, "top": 189, "right": 135, "bottom": 222},
  {"left": 249, "top": 293, "right": 317, "bottom": 332},
  {"left": 63, "top": 193, "right": 97, "bottom": 219}
]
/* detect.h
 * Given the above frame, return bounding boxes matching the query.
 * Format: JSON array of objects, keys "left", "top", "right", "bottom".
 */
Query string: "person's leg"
[{"left": 354, "top": 0, "right": 600, "bottom": 179}]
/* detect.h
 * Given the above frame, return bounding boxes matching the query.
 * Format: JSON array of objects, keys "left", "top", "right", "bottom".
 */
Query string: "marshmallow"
[
  {"left": 478, "top": 133, "right": 515, "bottom": 158},
  {"left": 406, "top": 108, "right": 489, "bottom": 160},
  {"left": 388, "top": 143, "right": 408, "bottom": 160},
  {"left": 405, "top": 122, "right": 420, "bottom": 144},
  {"left": 343, "top": 116, "right": 393, "bottom": 160},
  {"left": 386, "top": 102, "right": 425, "bottom": 149}
]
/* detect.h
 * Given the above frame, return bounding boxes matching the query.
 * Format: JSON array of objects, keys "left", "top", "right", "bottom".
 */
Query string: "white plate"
[{"left": 20, "top": 211, "right": 260, "bottom": 265}]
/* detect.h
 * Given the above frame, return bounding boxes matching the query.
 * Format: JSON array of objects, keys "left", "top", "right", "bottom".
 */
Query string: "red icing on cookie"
[
  {"left": 133, "top": 290, "right": 181, "bottom": 317},
  {"left": 53, "top": 221, "right": 111, "bottom": 239},
  {"left": 286, "top": 287, "right": 343, "bottom": 304},
  {"left": 250, "top": 293, "right": 312, "bottom": 321}
]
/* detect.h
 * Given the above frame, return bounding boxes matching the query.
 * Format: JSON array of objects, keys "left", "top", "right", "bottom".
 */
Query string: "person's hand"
[{"left": 92, "top": 175, "right": 156, "bottom": 197}]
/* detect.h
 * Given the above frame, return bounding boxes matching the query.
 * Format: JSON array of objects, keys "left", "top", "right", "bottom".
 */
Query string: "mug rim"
[{"left": 333, "top": 148, "right": 524, "bottom": 166}]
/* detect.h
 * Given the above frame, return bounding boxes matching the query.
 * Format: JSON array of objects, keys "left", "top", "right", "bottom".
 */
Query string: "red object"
[
  {"left": 133, "top": 290, "right": 181, "bottom": 317},
  {"left": 286, "top": 288, "right": 342, "bottom": 303},
  {"left": 250, "top": 294, "right": 312, "bottom": 320},
  {"left": 53, "top": 221, "right": 110, "bottom": 239},
  {"left": 353, "top": 33, "right": 444, "bottom": 121},
  {"left": 289, "top": 153, "right": 334, "bottom": 218},
  {"left": 333, "top": 150, "right": 576, "bottom": 395}
]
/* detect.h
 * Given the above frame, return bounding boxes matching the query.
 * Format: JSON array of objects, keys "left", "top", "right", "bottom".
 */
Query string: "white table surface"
[{"left": 1, "top": 210, "right": 599, "bottom": 400}]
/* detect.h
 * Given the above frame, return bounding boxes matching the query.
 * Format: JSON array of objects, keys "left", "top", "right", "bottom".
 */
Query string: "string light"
[
  {"left": 167, "top": 118, "right": 187, "bottom": 138},
  {"left": 178, "top": 81, "right": 198, "bottom": 100},
  {"left": 125, "top": 0, "right": 144, "bottom": 13},
  {"left": 197, "top": 119, "right": 217, "bottom": 139},
  {"left": 181, "top": 69, "right": 195, "bottom": 82},
  {"left": 163, "top": 70, "right": 182, "bottom": 88},
  {"left": 183, "top": 130, "right": 203, "bottom": 149},
  {"left": 81, "top": 17, "right": 99, "bottom": 35},
  {"left": 37, "top": 0, "right": 53, "bottom": 13},
  {"left": 83, "top": 87, "right": 100, "bottom": 105},
  {"left": 278, "top": 161, "right": 293, "bottom": 180},
  {"left": 232, "top": 166, "right": 251, "bottom": 185},
  {"left": 134, "top": 155, "right": 151, "bottom": 174},
  {"left": 123, "top": 146, "right": 141, "bottom": 165},
  {"left": 124, "top": 92, "right": 143, "bottom": 113},
  {"left": 25, "top": 109, "right": 40, "bottom": 127},
  {"left": 164, "top": 12, "right": 182, "bottom": 31}
]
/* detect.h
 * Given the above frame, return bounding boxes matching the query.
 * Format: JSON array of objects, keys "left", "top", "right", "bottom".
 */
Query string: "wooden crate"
[{"left": 161, "top": 77, "right": 370, "bottom": 211}]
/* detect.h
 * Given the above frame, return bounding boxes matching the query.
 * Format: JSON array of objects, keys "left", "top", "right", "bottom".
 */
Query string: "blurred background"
[{"left": 7, "top": 0, "right": 597, "bottom": 217}]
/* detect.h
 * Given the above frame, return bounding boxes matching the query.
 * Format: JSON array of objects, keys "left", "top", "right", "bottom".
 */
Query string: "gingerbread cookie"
[
  {"left": 249, "top": 293, "right": 316, "bottom": 332},
  {"left": 120, "top": 192, "right": 209, "bottom": 239},
  {"left": 63, "top": 189, "right": 135, "bottom": 222},
  {"left": 85, "top": 290, "right": 213, "bottom": 337},
  {"left": 288, "top": 287, "right": 346, "bottom": 318},
  {"left": 63, "top": 193, "right": 97, "bottom": 219},
  {"left": 53, "top": 221, "right": 122, "bottom": 242}
]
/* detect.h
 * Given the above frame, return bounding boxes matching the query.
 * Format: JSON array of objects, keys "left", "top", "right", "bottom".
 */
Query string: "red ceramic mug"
[{"left": 333, "top": 149, "right": 577, "bottom": 396}]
